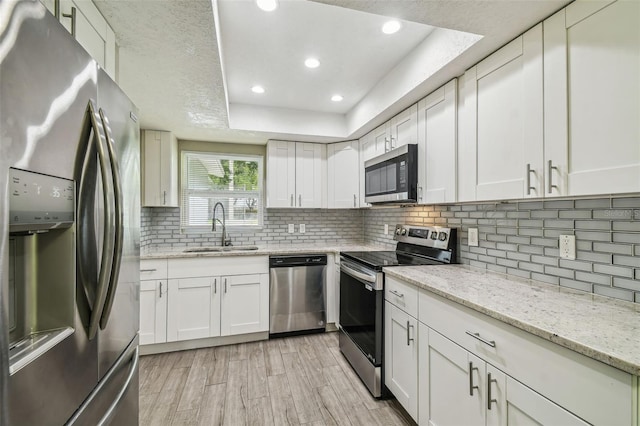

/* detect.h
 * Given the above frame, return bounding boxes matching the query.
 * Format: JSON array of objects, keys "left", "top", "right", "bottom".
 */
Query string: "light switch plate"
[
  {"left": 559, "top": 235, "right": 576, "bottom": 259},
  {"left": 288, "top": 224, "right": 294, "bottom": 234},
  {"left": 468, "top": 228, "right": 479, "bottom": 247},
  {"left": 384, "top": 224, "right": 389, "bottom": 235},
  {"left": 299, "top": 224, "right": 306, "bottom": 233}
]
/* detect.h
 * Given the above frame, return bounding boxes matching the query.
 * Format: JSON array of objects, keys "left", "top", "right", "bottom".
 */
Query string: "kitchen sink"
[{"left": 183, "top": 246, "right": 259, "bottom": 253}]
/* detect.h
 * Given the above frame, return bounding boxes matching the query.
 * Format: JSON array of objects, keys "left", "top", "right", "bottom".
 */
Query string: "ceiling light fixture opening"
[
  {"left": 251, "top": 85, "right": 265, "bottom": 94},
  {"left": 256, "top": 0, "right": 278, "bottom": 12},
  {"left": 331, "top": 94, "right": 343, "bottom": 102},
  {"left": 304, "top": 58, "right": 320, "bottom": 68},
  {"left": 382, "top": 20, "right": 402, "bottom": 35}
]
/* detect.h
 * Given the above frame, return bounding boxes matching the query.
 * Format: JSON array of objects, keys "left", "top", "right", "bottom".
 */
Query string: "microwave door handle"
[
  {"left": 98, "top": 109, "right": 124, "bottom": 330},
  {"left": 78, "top": 100, "right": 115, "bottom": 340}
]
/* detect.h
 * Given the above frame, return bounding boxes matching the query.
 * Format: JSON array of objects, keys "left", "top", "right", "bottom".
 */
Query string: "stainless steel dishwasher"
[{"left": 269, "top": 254, "right": 327, "bottom": 336}]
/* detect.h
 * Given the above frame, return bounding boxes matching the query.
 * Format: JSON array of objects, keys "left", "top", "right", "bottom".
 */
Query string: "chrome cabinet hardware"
[
  {"left": 548, "top": 160, "right": 558, "bottom": 194},
  {"left": 384, "top": 137, "right": 390, "bottom": 152},
  {"left": 390, "top": 136, "right": 395, "bottom": 150},
  {"left": 140, "top": 268, "right": 157, "bottom": 273},
  {"left": 290, "top": 194, "right": 293, "bottom": 207},
  {"left": 298, "top": 194, "right": 302, "bottom": 207},
  {"left": 465, "top": 331, "right": 496, "bottom": 348},
  {"left": 163, "top": 190, "right": 166, "bottom": 205},
  {"left": 353, "top": 194, "right": 356, "bottom": 207},
  {"left": 159, "top": 282, "right": 163, "bottom": 298},
  {"left": 526, "top": 163, "right": 536, "bottom": 195},
  {"left": 54, "top": 0, "right": 61, "bottom": 19},
  {"left": 406, "top": 321, "right": 414, "bottom": 346},
  {"left": 224, "top": 278, "right": 228, "bottom": 293},
  {"left": 487, "top": 372, "right": 498, "bottom": 410},
  {"left": 389, "top": 289, "right": 404, "bottom": 298},
  {"left": 62, "top": 6, "right": 76, "bottom": 38},
  {"left": 214, "top": 278, "right": 217, "bottom": 294},
  {"left": 469, "top": 362, "right": 479, "bottom": 396}
]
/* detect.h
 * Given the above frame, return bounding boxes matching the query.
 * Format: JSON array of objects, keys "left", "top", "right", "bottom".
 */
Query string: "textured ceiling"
[{"left": 95, "top": 0, "right": 571, "bottom": 144}]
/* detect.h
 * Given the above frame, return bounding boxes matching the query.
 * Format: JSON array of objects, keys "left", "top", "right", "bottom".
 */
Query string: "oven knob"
[
  {"left": 438, "top": 232, "right": 448, "bottom": 241},
  {"left": 430, "top": 231, "right": 438, "bottom": 240},
  {"left": 401, "top": 228, "right": 407, "bottom": 236},
  {"left": 395, "top": 228, "right": 401, "bottom": 235}
]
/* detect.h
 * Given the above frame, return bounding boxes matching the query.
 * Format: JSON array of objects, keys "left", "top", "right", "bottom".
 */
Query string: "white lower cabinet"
[
  {"left": 140, "top": 256, "right": 269, "bottom": 347},
  {"left": 382, "top": 277, "right": 636, "bottom": 426},
  {"left": 384, "top": 300, "right": 418, "bottom": 421},
  {"left": 139, "top": 279, "right": 167, "bottom": 345}
]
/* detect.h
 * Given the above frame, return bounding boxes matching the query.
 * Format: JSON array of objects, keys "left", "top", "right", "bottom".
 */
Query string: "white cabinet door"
[
  {"left": 167, "top": 276, "right": 219, "bottom": 342},
  {"left": 221, "top": 273, "right": 269, "bottom": 336},
  {"left": 372, "top": 122, "right": 391, "bottom": 154},
  {"left": 139, "top": 280, "right": 167, "bottom": 345},
  {"left": 426, "top": 328, "right": 486, "bottom": 426},
  {"left": 459, "top": 24, "right": 543, "bottom": 201},
  {"left": 266, "top": 140, "right": 296, "bottom": 207},
  {"left": 384, "top": 302, "right": 418, "bottom": 421},
  {"left": 500, "top": 376, "right": 589, "bottom": 426},
  {"left": 417, "top": 79, "right": 457, "bottom": 204},
  {"left": 295, "top": 143, "right": 325, "bottom": 208},
  {"left": 142, "top": 130, "right": 178, "bottom": 207},
  {"left": 327, "top": 140, "right": 359, "bottom": 208},
  {"left": 389, "top": 104, "right": 418, "bottom": 151},
  {"left": 544, "top": 0, "right": 640, "bottom": 197}
]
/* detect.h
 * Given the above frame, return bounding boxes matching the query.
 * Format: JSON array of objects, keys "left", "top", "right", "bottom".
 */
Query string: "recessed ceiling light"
[
  {"left": 251, "top": 85, "right": 265, "bottom": 94},
  {"left": 256, "top": 0, "right": 278, "bottom": 12},
  {"left": 331, "top": 94, "right": 343, "bottom": 102},
  {"left": 305, "top": 58, "right": 320, "bottom": 69},
  {"left": 382, "top": 20, "right": 402, "bottom": 35}
]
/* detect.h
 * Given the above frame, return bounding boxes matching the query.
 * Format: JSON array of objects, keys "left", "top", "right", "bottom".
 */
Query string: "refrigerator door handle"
[
  {"left": 98, "top": 108, "right": 124, "bottom": 330},
  {"left": 97, "top": 346, "right": 138, "bottom": 426},
  {"left": 77, "top": 99, "right": 116, "bottom": 340}
]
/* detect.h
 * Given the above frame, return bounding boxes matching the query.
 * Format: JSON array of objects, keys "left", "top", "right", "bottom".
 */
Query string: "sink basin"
[{"left": 183, "top": 246, "right": 259, "bottom": 253}]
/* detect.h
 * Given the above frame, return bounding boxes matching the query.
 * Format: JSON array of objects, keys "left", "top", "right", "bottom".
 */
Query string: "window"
[{"left": 181, "top": 151, "right": 263, "bottom": 231}]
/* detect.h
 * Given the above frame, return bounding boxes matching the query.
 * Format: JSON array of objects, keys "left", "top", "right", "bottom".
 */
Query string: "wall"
[
  {"left": 141, "top": 207, "right": 364, "bottom": 250},
  {"left": 364, "top": 196, "right": 640, "bottom": 303}
]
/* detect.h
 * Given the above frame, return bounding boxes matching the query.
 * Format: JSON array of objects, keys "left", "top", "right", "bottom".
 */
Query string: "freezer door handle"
[
  {"left": 66, "top": 343, "right": 139, "bottom": 426},
  {"left": 76, "top": 99, "right": 116, "bottom": 340},
  {"left": 99, "top": 108, "right": 125, "bottom": 330}
]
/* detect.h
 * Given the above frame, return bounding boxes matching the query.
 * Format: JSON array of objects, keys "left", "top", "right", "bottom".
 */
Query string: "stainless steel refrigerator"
[{"left": 0, "top": 1, "right": 140, "bottom": 424}]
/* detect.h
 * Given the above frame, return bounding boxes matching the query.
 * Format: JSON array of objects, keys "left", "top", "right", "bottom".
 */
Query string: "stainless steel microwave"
[{"left": 364, "top": 144, "right": 418, "bottom": 204}]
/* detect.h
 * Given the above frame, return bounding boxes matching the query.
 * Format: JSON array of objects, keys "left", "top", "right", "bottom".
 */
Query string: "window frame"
[{"left": 180, "top": 150, "right": 264, "bottom": 233}]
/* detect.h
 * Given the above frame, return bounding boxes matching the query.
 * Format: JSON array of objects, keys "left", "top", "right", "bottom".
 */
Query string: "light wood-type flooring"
[{"left": 139, "top": 331, "right": 414, "bottom": 425}]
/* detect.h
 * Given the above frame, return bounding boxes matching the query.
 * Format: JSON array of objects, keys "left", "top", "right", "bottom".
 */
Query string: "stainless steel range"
[{"left": 338, "top": 224, "right": 457, "bottom": 397}]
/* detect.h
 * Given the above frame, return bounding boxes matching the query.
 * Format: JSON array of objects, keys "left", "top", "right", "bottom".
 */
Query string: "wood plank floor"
[{"left": 139, "top": 332, "right": 415, "bottom": 425}]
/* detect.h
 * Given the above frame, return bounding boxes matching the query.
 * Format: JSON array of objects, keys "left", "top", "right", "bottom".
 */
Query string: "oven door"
[{"left": 339, "top": 258, "right": 383, "bottom": 366}]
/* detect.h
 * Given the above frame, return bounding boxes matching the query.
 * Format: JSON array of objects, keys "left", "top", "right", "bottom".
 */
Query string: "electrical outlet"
[
  {"left": 299, "top": 224, "right": 306, "bottom": 233},
  {"left": 288, "top": 224, "right": 294, "bottom": 234},
  {"left": 559, "top": 235, "right": 576, "bottom": 260},
  {"left": 468, "top": 228, "right": 479, "bottom": 247},
  {"left": 384, "top": 224, "right": 389, "bottom": 235}
]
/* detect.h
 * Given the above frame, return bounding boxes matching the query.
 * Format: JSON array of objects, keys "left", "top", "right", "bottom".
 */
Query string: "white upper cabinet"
[
  {"left": 390, "top": 104, "right": 418, "bottom": 150},
  {"left": 267, "top": 140, "right": 326, "bottom": 208},
  {"left": 544, "top": 0, "right": 640, "bottom": 197},
  {"left": 42, "top": 0, "right": 117, "bottom": 80},
  {"left": 327, "top": 140, "right": 360, "bottom": 208},
  {"left": 142, "top": 130, "right": 179, "bottom": 207},
  {"left": 458, "top": 24, "right": 544, "bottom": 202},
  {"left": 417, "top": 79, "right": 458, "bottom": 204}
]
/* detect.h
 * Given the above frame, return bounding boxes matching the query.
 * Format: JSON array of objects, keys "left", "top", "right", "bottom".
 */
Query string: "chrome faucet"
[{"left": 211, "top": 202, "right": 232, "bottom": 246}]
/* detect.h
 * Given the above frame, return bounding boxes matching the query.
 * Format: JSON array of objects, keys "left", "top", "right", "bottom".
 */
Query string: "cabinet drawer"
[
  {"left": 168, "top": 256, "right": 268, "bottom": 278},
  {"left": 140, "top": 259, "right": 167, "bottom": 280},
  {"left": 385, "top": 276, "right": 418, "bottom": 318},
  {"left": 418, "top": 289, "right": 633, "bottom": 426}
]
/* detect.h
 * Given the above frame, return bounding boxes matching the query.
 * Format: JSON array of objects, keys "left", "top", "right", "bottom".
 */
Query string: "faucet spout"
[{"left": 211, "top": 202, "right": 231, "bottom": 246}]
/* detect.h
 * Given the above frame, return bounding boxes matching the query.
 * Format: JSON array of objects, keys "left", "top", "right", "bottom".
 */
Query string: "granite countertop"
[
  {"left": 383, "top": 264, "right": 640, "bottom": 376},
  {"left": 141, "top": 243, "right": 387, "bottom": 259}
]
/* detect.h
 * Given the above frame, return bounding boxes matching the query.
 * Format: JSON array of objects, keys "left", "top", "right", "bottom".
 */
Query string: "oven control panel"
[{"left": 394, "top": 224, "right": 456, "bottom": 250}]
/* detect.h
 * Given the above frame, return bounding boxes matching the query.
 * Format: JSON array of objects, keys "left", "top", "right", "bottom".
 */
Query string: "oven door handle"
[{"left": 340, "top": 261, "right": 377, "bottom": 284}]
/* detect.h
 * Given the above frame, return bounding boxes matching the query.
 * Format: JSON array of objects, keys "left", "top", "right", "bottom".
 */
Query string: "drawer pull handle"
[
  {"left": 159, "top": 282, "right": 163, "bottom": 298},
  {"left": 406, "top": 321, "right": 414, "bottom": 346},
  {"left": 140, "top": 269, "right": 157, "bottom": 273},
  {"left": 390, "top": 290, "right": 404, "bottom": 298},
  {"left": 487, "top": 372, "right": 498, "bottom": 410},
  {"left": 468, "top": 362, "right": 479, "bottom": 396},
  {"left": 465, "top": 331, "right": 496, "bottom": 348},
  {"left": 214, "top": 278, "right": 217, "bottom": 294}
]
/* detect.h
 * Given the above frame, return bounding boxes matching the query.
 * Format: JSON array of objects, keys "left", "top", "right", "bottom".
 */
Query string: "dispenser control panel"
[{"left": 9, "top": 168, "right": 74, "bottom": 231}]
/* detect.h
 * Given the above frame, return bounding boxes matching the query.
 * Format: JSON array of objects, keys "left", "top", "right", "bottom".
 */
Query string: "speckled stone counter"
[
  {"left": 383, "top": 264, "right": 640, "bottom": 376},
  {"left": 141, "top": 244, "right": 386, "bottom": 260}
]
